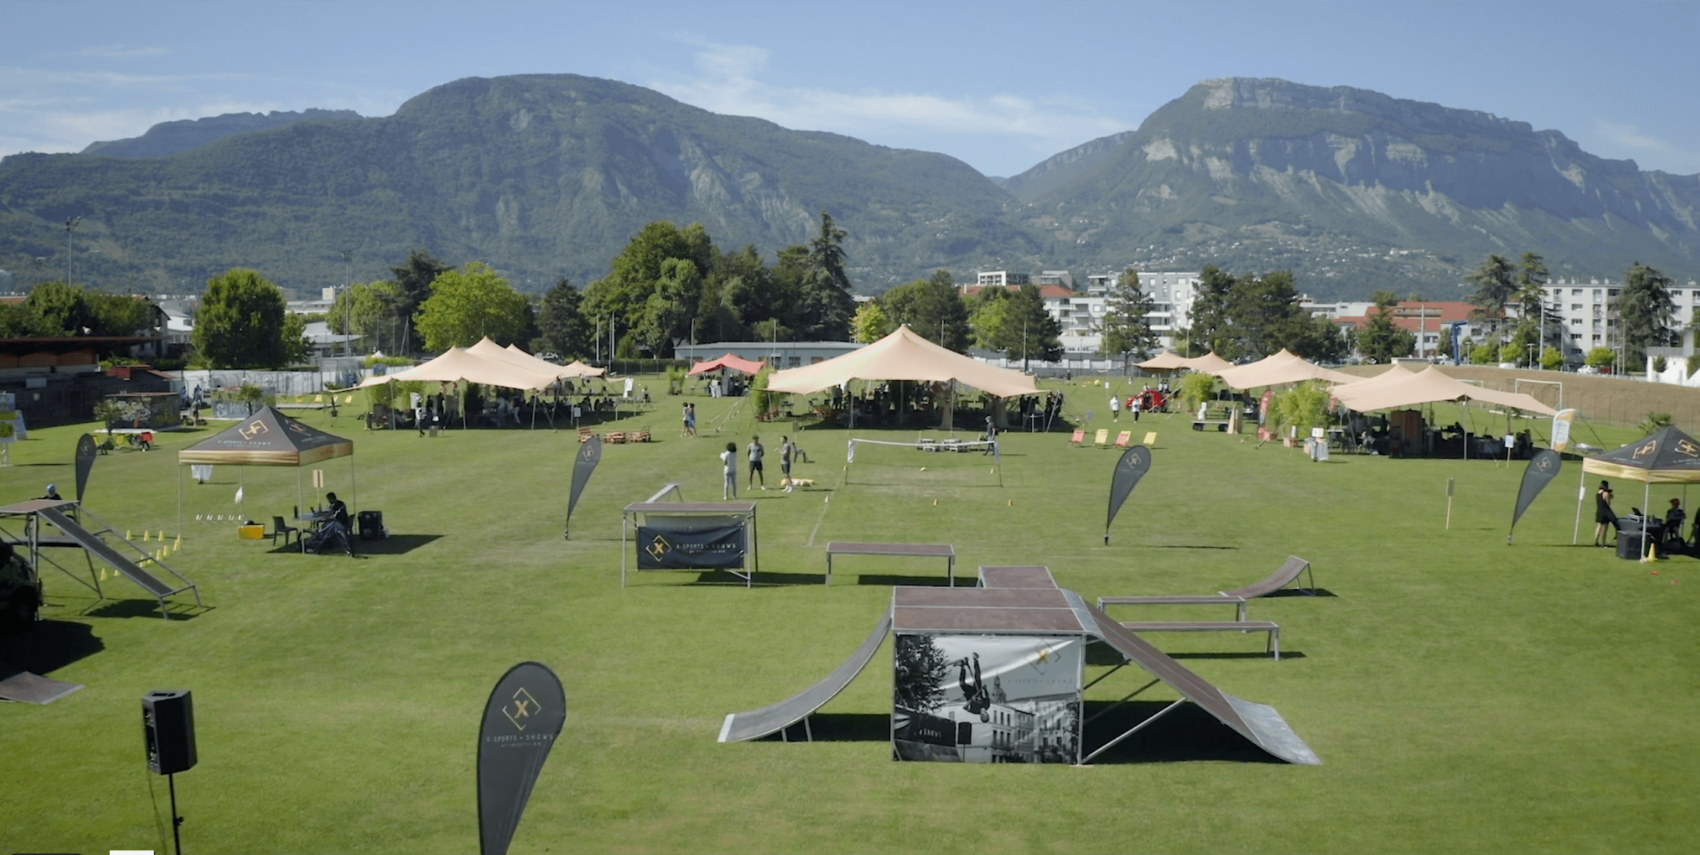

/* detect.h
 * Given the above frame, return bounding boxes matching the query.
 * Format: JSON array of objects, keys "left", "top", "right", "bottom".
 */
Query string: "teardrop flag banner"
[
  {"left": 75, "top": 433, "right": 98, "bottom": 502},
  {"left": 565, "top": 435, "right": 602, "bottom": 539},
  {"left": 478, "top": 661, "right": 567, "bottom": 855},
  {"left": 1509, "top": 448, "right": 1563, "bottom": 544},
  {"left": 1105, "top": 445, "right": 1152, "bottom": 544}
]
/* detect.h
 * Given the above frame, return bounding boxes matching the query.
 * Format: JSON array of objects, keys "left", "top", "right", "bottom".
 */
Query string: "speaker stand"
[{"left": 168, "top": 771, "right": 184, "bottom": 855}]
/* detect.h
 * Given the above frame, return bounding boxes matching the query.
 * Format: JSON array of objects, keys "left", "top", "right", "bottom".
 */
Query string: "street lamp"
[{"left": 64, "top": 217, "right": 81, "bottom": 287}]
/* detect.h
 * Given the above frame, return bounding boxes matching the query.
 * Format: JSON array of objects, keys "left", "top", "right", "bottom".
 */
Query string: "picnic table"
[{"left": 824, "top": 541, "right": 955, "bottom": 586}]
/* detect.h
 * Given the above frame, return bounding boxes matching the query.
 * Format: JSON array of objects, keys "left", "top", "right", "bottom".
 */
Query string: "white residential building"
[{"left": 1540, "top": 277, "right": 1700, "bottom": 356}]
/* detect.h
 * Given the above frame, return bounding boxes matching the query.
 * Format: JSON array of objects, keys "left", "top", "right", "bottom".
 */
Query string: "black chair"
[{"left": 272, "top": 515, "right": 301, "bottom": 547}]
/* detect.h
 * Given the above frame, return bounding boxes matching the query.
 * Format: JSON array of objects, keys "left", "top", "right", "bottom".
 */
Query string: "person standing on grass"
[
  {"left": 685, "top": 402, "right": 697, "bottom": 437},
  {"left": 780, "top": 436, "right": 796, "bottom": 491},
  {"left": 1593, "top": 480, "right": 1617, "bottom": 547},
  {"left": 1109, "top": 392, "right": 1120, "bottom": 422},
  {"left": 681, "top": 402, "right": 691, "bottom": 437},
  {"left": 748, "top": 435, "right": 766, "bottom": 490},
  {"left": 720, "top": 442, "right": 738, "bottom": 500}
]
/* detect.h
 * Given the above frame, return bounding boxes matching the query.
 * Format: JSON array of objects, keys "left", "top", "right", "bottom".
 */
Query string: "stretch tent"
[
  {"left": 766, "top": 325, "right": 1039, "bottom": 398},
  {"left": 1136, "top": 351, "right": 1190, "bottom": 371},
  {"left": 176, "top": 405, "right": 355, "bottom": 534},
  {"left": 1333, "top": 366, "right": 1557, "bottom": 417},
  {"left": 1180, "top": 351, "right": 1236, "bottom": 374},
  {"left": 1216, "top": 349, "right": 1357, "bottom": 389},
  {"left": 559, "top": 359, "right": 606, "bottom": 378},
  {"left": 1573, "top": 425, "right": 1700, "bottom": 550},
  {"left": 688, "top": 353, "right": 766, "bottom": 377},
  {"left": 358, "top": 346, "right": 558, "bottom": 391}
]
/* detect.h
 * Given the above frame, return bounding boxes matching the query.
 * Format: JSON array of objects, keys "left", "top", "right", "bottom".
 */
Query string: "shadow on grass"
[
  {"left": 0, "top": 619, "right": 105, "bottom": 678},
  {"left": 1082, "top": 700, "right": 1286, "bottom": 765},
  {"left": 82, "top": 598, "right": 209, "bottom": 621},
  {"left": 856, "top": 574, "right": 955, "bottom": 587},
  {"left": 1169, "top": 650, "right": 1304, "bottom": 661},
  {"left": 760, "top": 713, "right": 889, "bottom": 743},
  {"left": 1266, "top": 587, "right": 1337, "bottom": 598},
  {"left": 1142, "top": 545, "right": 1240, "bottom": 550},
  {"left": 683, "top": 570, "right": 827, "bottom": 587},
  {"left": 261, "top": 534, "right": 441, "bottom": 556}
]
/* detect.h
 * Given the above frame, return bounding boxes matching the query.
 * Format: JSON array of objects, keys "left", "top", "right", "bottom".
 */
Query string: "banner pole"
[
  {"left": 1446, "top": 477, "right": 1454, "bottom": 531},
  {"left": 1572, "top": 468, "right": 1585, "bottom": 545}
]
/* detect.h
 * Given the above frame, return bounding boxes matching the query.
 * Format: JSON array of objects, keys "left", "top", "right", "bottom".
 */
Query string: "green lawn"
[{"left": 2, "top": 384, "right": 1696, "bottom": 854}]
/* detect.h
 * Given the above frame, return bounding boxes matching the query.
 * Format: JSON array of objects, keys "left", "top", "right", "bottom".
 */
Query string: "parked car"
[
  {"left": 0, "top": 542, "right": 43, "bottom": 636},
  {"left": 1577, "top": 365, "right": 1599, "bottom": 375}
]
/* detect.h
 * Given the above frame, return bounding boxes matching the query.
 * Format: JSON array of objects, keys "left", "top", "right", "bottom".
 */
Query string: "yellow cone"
[
  {"left": 158, "top": 531, "right": 165, "bottom": 541},
  {"left": 1008, "top": 499, "right": 1013, "bottom": 506},
  {"left": 126, "top": 530, "right": 132, "bottom": 540},
  {"left": 933, "top": 498, "right": 938, "bottom": 506}
]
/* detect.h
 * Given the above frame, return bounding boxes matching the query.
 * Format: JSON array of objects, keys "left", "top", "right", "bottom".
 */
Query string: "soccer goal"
[{"left": 845, "top": 437, "right": 1002, "bottom": 487}]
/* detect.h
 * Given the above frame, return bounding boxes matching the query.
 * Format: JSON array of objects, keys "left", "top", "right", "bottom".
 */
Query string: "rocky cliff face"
[{"left": 1011, "top": 78, "right": 1698, "bottom": 297}]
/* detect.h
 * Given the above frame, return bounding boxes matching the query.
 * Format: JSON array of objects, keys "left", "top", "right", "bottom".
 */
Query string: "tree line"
[{"left": 1463, "top": 252, "right": 1680, "bottom": 370}]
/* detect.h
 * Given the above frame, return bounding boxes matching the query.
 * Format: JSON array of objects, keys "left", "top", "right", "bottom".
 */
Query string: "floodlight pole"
[{"left": 339, "top": 249, "right": 354, "bottom": 359}]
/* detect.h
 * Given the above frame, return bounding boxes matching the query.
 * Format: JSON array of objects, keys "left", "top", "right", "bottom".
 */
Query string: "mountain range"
[{"left": 0, "top": 74, "right": 1694, "bottom": 302}]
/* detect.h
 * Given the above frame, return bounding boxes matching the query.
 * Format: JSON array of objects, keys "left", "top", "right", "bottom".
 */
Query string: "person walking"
[
  {"left": 1109, "top": 391, "right": 1120, "bottom": 422},
  {"left": 1593, "top": 480, "right": 1617, "bottom": 547},
  {"left": 1130, "top": 394, "right": 1141, "bottom": 422},
  {"left": 747, "top": 435, "right": 766, "bottom": 490},
  {"left": 720, "top": 442, "right": 738, "bottom": 500},
  {"left": 685, "top": 402, "right": 696, "bottom": 437},
  {"left": 681, "top": 402, "right": 692, "bottom": 437}
]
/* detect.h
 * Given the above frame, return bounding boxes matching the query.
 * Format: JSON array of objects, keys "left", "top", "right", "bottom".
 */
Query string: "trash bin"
[{"left": 1616, "top": 526, "right": 1645, "bottom": 560}]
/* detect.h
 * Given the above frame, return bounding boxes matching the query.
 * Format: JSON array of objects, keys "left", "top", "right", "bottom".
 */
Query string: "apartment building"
[{"left": 1540, "top": 277, "right": 1700, "bottom": 355}]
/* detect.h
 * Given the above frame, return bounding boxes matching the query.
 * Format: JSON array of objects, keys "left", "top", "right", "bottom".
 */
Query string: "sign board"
[{"left": 635, "top": 523, "right": 747, "bottom": 569}]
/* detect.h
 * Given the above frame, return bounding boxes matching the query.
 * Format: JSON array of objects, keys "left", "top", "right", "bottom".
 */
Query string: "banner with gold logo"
[
  {"left": 478, "top": 661, "right": 566, "bottom": 855},
  {"left": 1550, "top": 408, "right": 1578, "bottom": 453},
  {"left": 1105, "top": 445, "right": 1152, "bottom": 544},
  {"left": 75, "top": 433, "right": 98, "bottom": 502},
  {"left": 1509, "top": 449, "right": 1563, "bottom": 543},
  {"left": 635, "top": 523, "right": 746, "bottom": 569}
]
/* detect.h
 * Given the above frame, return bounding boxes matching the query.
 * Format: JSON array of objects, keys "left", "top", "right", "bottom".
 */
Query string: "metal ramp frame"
[
  {"left": 24, "top": 504, "right": 201, "bottom": 619},
  {"left": 719, "top": 612, "right": 892, "bottom": 743}
]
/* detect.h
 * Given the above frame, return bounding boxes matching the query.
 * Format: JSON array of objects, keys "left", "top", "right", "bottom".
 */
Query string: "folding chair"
[
  {"left": 1143, "top": 432, "right": 1157, "bottom": 446},
  {"left": 1070, "top": 429, "right": 1085, "bottom": 447},
  {"left": 1094, "top": 429, "right": 1109, "bottom": 448},
  {"left": 1114, "top": 431, "right": 1131, "bottom": 448}
]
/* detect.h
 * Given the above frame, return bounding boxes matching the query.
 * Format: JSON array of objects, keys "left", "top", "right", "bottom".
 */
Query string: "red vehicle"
[{"left": 1127, "top": 389, "right": 1169, "bottom": 413}]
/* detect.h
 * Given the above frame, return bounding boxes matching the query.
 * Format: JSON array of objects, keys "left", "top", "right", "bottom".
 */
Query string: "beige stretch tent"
[
  {"left": 1333, "top": 366, "right": 1557, "bottom": 417},
  {"left": 559, "top": 359, "right": 606, "bottom": 378},
  {"left": 1180, "top": 352, "right": 1236, "bottom": 375},
  {"left": 1216, "top": 349, "right": 1357, "bottom": 389},
  {"left": 1572, "top": 425, "right": 1700, "bottom": 551},
  {"left": 358, "top": 346, "right": 558, "bottom": 391},
  {"left": 1136, "top": 351, "right": 1190, "bottom": 371},
  {"left": 766, "top": 325, "right": 1040, "bottom": 398},
  {"left": 176, "top": 405, "right": 355, "bottom": 534}
]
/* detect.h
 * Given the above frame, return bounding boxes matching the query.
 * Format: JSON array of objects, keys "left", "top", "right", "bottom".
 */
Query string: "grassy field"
[{"left": 2, "top": 379, "right": 1697, "bottom": 854}]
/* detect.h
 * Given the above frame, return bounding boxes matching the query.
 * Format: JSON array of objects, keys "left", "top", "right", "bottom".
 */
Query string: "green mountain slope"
[{"left": 0, "top": 74, "right": 1039, "bottom": 296}]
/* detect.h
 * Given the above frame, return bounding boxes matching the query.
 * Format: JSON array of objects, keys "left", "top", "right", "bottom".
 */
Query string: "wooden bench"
[
  {"left": 824, "top": 541, "right": 955, "bottom": 587},
  {"left": 1097, "top": 594, "right": 1249, "bottom": 621},
  {"left": 1119, "top": 620, "right": 1282, "bottom": 659}
]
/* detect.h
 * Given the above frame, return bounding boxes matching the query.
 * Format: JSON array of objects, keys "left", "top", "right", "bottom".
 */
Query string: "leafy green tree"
[
  {"left": 1498, "top": 342, "right": 1523, "bottom": 364},
  {"left": 701, "top": 243, "right": 776, "bottom": 342},
  {"left": 1272, "top": 380, "right": 1329, "bottom": 434},
  {"left": 881, "top": 270, "right": 970, "bottom": 351},
  {"left": 414, "top": 261, "right": 529, "bottom": 351},
  {"left": 1099, "top": 268, "right": 1159, "bottom": 370},
  {"left": 282, "top": 313, "right": 310, "bottom": 365},
  {"left": 22, "top": 281, "right": 92, "bottom": 335},
  {"left": 583, "top": 221, "right": 713, "bottom": 352},
  {"left": 1466, "top": 254, "right": 1515, "bottom": 338},
  {"left": 329, "top": 280, "right": 406, "bottom": 354},
  {"left": 1613, "top": 261, "right": 1677, "bottom": 370},
  {"left": 0, "top": 302, "right": 27, "bottom": 337},
  {"left": 1586, "top": 346, "right": 1616, "bottom": 370},
  {"left": 1540, "top": 346, "right": 1565, "bottom": 370},
  {"left": 194, "top": 268, "right": 294, "bottom": 368},
  {"left": 390, "top": 250, "right": 453, "bottom": 352},
  {"left": 85, "top": 291, "right": 158, "bottom": 338},
  {"left": 1186, "top": 266, "right": 1235, "bottom": 358},
  {"left": 1437, "top": 326, "right": 1454, "bottom": 362},
  {"left": 535, "top": 277, "right": 595, "bottom": 359},
  {"left": 637, "top": 257, "right": 703, "bottom": 356},
  {"left": 1177, "top": 372, "right": 1217, "bottom": 415},
  {"left": 852, "top": 301, "right": 893, "bottom": 344},
  {"left": 1358, "top": 292, "right": 1416, "bottom": 364},
  {"left": 967, "top": 287, "right": 1012, "bottom": 351},
  {"left": 1471, "top": 343, "right": 1499, "bottom": 365}
]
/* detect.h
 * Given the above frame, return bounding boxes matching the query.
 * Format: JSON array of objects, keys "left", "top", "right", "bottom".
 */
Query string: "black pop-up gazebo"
[{"left": 176, "top": 406, "right": 355, "bottom": 534}]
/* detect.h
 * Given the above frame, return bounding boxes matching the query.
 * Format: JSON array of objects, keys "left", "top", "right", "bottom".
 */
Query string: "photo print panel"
[{"left": 892, "top": 633, "right": 1082, "bottom": 763}]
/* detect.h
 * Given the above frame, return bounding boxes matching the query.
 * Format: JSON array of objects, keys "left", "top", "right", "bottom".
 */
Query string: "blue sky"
[{"left": 2, "top": 0, "right": 1696, "bottom": 178}]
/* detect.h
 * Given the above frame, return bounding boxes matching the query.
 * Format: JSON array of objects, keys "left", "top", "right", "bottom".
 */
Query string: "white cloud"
[
  {"left": 1594, "top": 120, "right": 1700, "bottom": 175},
  {"left": 1598, "top": 120, "right": 1682, "bottom": 155},
  {"left": 79, "top": 45, "right": 171, "bottom": 59},
  {"left": 649, "top": 38, "right": 1129, "bottom": 171}
]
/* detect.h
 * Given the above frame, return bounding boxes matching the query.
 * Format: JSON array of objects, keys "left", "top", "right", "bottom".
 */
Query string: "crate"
[{"left": 238, "top": 524, "right": 265, "bottom": 540}]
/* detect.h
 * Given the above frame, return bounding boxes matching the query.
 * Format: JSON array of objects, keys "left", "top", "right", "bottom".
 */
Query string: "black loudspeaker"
[
  {"left": 358, "top": 510, "right": 386, "bottom": 540},
  {"left": 143, "top": 689, "right": 197, "bottom": 775}
]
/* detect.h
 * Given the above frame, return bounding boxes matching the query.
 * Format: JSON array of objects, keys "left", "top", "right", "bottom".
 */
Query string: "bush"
[
  {"left": 1178, "top": 372, "right": 1216, "bottom": 414},
  {"left": 1688, "top": 354, "right": 1700, "bottom": 378},
  {"left": 1540, "top": 346, "right": 1565, "bottom": 371},
  {"left": 1271, "top": 380, "right": 1328, "bottom": 435},
  {"left": 1586, "top": 347, "right": 1615, "bottom": 369},
  {"left": 1498, "top": 343, "right": 1524, "bottom": 365},
  {"left": 750, "top": 368, "right": 776, "bottom": 418},
  {"left": 1638, "top": 412, "right": 1674, "bottom": 434},
  {"left": 1471, "top": 343, "right": 1499, "bottom": 365},
  {"left": 1652, "top": 356, "right": 1668, "bottom": 373}
]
